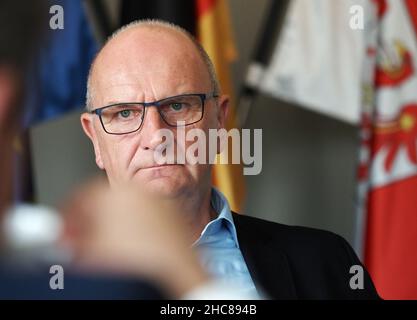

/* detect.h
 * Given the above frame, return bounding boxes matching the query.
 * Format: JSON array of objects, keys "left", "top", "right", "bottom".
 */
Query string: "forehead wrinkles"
[
  {"left": 96, "top": 76, "right": 193, "bottom": 105},
  {"left": 95, "top": 61, "right": 202, "bottom": 100}
]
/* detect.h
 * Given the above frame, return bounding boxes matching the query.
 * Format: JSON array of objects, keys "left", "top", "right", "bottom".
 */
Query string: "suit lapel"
[{"left": 232, "top": 213, "right": 298, "bottom": 299}]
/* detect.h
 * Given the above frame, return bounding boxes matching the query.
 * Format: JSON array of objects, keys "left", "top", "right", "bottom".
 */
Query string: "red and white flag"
[{"left": 358, "top": 0, "right": 417, "bottom": 299}]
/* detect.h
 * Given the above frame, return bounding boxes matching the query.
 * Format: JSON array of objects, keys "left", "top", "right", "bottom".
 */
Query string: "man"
[
  {"left": 80, "top": 19, "right": 380, "bottom": 299},
  {"left": 0, "top": 2, "right": 229, "bottom": 300}
]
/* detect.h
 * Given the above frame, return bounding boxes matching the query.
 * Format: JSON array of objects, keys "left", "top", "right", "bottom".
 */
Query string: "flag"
[
  {"left": 15, "top": 0, "right": 97, "bottom": 203},
  {"left": 24, "top": 0, "right": 97, "bottom": 126},
  {"left": 196, "top": 0, "right": 245, "bottom": 212},
  {"left": 358, "top": 0, "right": 417, "bottom": 299},
  {"left": 247, "top": 0, "right": 372, "bottom": 125}
]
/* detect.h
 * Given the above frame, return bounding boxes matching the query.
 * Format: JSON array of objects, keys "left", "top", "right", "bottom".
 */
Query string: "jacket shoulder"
[
  {"left": 232, "top": 212, "right": 348, "bottom": 253},
  {"left": 232, "top": 212, "right": 380, "bottom": 299}
]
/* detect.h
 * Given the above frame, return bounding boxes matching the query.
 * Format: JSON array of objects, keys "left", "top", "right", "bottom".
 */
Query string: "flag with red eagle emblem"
[{"left": 357, "top": 0, "right": 417, "bottom": 299}]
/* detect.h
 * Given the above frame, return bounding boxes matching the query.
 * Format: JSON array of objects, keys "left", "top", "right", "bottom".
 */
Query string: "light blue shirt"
[{"left": 192, "top": 188, "right": 259, "bottom": 298}]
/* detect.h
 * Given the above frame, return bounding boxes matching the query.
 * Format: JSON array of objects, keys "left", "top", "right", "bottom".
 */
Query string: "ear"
[
  {"left": 215, "top": 95, "right": 230, "bottom": 155},
  {"left": 80, "top": 112, "right": 104, "bottom": 169},
  {"left": 216, "top": 94, "right": 230, "bottom": 130}
]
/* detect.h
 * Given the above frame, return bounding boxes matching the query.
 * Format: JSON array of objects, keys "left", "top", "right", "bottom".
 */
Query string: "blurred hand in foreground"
[{"left": 60, "top": 178, "right": 209, "bottom": 298}]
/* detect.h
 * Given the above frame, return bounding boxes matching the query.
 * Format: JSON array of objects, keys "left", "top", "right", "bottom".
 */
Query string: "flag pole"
[{"left": 237, "top": 0, "right": 289, "bottom": 128}]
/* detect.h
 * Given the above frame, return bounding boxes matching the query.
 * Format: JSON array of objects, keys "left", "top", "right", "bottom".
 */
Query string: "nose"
[{"left": 139, "top": 106, "right": 169, "bottom": 151}]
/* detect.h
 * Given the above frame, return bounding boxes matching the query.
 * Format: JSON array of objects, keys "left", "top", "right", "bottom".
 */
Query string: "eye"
[
  {"left": 119, "top": 110, "right": 132, "bottom": 118},
  {"left": 170, "top": 103, "right": 183, "bottom": 111}
]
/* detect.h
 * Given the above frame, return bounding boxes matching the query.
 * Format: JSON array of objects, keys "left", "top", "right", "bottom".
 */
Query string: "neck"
[{"left": 182, "top": 185, "right": 215, "bottom": 244}]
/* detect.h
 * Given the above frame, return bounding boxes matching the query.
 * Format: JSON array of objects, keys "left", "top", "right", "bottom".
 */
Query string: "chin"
[
  {"left": 133, "top": 166, "right": 191, "bottom": 197},
  {"left": 144, "top": 178, "right": 188, "bottom": 198}
]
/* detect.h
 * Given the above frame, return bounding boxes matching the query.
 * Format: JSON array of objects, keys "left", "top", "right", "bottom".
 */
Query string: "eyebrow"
[
  {"left": 105, "top": 101, "right": 122, "bottom": 105},
  {"left": 103, "top": 93, "right": 199, "bottom": 106}
]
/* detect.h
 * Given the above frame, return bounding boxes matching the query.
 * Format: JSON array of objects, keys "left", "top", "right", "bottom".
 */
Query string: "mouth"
[{"left": 141, "top": 164, "right": 182, "bottom": 170}]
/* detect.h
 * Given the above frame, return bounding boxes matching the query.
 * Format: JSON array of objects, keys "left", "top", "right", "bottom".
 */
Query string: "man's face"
[{"left": 81, "top": 27, "right": 228, "bottom": 198}]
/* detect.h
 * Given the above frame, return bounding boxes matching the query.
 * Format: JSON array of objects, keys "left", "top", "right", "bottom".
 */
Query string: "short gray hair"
[{"left": 86, "top": 19, "right": 220, "bottom": 110}]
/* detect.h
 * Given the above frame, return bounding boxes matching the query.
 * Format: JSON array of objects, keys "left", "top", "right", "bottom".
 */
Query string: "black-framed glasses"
[{"left": 91, "top": 92, "right": 218, "bottom": 135}]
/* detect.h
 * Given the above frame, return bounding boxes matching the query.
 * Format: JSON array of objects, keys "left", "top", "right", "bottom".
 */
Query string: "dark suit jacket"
[{"left": 232, "top": 212, "right": 380, "bottom": 299}]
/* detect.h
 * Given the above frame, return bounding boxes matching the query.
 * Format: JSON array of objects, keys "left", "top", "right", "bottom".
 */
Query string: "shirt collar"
[{"left": 192, "top": 187, "right": 240, "bottom": 248}]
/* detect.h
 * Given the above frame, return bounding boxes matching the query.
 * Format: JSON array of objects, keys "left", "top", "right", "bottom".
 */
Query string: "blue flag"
[
  {"left": 24, "top": 0, "right": 97, "bottom": 126},
  {"left": 15, "top": 0, "right": 97, "bottom": 203}
]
